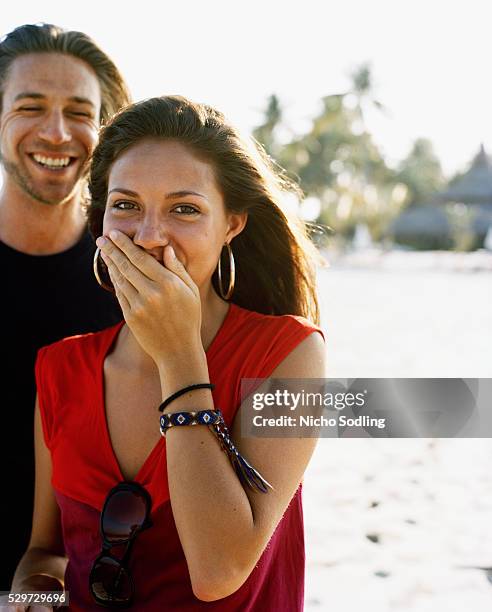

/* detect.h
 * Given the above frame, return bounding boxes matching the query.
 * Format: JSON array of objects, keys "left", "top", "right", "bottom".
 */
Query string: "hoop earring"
[
  {"left": 217, "top": 242, "right": 235, "bottom": 300},
  {"left": 93, "top": 247, "right": 115, "bottom": 293}
]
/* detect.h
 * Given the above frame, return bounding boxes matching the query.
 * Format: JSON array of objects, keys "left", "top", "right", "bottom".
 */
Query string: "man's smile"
[{"left": 27, "top": 152, "right": 78, "bottom": 172}]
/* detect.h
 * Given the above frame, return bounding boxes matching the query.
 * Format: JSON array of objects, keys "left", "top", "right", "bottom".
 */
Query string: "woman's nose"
[{"left": 132, "top": 221, "right": 169, "bottom": 250}]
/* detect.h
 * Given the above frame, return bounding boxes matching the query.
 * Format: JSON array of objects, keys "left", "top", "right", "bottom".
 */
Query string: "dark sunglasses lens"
[
  {"left": 103, "top": 488, "right": 149, "bottom": 542},
  {"left": 90, "top": 555, "right": 133, "bottom": 604}
]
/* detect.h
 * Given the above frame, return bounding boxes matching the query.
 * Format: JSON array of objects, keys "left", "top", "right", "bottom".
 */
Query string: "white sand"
[{"left": 303, "top": 251, "right": 492, "bottom": 611}]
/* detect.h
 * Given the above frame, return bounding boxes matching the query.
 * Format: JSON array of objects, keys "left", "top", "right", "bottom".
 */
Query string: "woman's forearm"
[
  {"left": 11, "top": 547, "right": 67, "bottom": 591},
  {"left": 157, "top": 352, "right": 264, "bottom": 601}
]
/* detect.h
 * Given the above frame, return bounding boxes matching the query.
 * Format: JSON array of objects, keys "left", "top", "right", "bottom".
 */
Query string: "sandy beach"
[{"left": 303, "top": 250, "right": 492, "bottom": 611}]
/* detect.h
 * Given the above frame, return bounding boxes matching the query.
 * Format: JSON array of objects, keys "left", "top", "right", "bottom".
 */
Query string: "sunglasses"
[{"left": 89, "top": 481, "right": 152, "bottom": 608}]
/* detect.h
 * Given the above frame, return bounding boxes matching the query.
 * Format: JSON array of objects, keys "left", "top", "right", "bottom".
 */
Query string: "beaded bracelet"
[
  {"left": 160, "top": 409, "right": 222, "bottom": 434},
  {"left": 160, "top": 407, "right": 273, "bottom": 494}
]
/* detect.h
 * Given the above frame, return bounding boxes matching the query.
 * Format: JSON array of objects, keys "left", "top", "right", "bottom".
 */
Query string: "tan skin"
[
  {"left": 0, "top": 52, "right": 101, "bottom": 254},
  {"left": 13, "top": 139, "right": 326, "bottom": 605}
]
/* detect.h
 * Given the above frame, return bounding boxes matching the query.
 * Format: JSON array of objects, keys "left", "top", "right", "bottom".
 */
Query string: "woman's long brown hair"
[{"left": 88, "top": 96, "right": 321, "bottom": 324}]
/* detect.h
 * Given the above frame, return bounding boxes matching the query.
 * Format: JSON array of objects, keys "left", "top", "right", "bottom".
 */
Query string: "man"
[{"left": 0, "top": 23, "right": 130, "bottom": 588}]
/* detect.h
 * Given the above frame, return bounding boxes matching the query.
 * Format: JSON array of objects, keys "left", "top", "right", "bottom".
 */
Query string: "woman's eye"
[
  {"left": 173, "top": 205, "right": 199, "bottom": 215},
  {"left": 19, "top": 106, "right": 42, "bottom": 112},
  {"left": 113, "top": 201, "right": 136, "bottom": 210}
]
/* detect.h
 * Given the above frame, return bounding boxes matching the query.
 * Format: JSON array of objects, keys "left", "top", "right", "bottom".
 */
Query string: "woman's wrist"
[{"left": 156, "top": 348, "right": 209, "bottom": 390}]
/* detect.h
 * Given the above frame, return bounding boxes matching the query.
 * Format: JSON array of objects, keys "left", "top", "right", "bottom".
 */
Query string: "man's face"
[{"left": 0, "top": 52, "right": 101, "bottom": 206}]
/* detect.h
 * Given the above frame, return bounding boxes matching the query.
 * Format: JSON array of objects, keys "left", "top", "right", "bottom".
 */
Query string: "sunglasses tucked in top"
[{"left": 89, "top": 481, "right": 152, "bottom": 608}]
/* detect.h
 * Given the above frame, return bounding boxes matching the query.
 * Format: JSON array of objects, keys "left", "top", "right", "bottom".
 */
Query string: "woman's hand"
[
  {"left": 97, "top": 230, "right": 203, "bottom": 364},
  {"left": 7, "top": 575, "right": 63, "bottom": 612}
]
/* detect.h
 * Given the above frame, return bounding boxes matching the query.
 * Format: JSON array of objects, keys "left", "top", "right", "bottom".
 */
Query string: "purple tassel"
[{"left": 213, "top": 410, "right": 273, "bottom": 494}]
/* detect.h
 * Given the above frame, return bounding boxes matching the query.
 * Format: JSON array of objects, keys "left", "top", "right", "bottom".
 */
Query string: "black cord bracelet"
[{"left": 158, "top": 383, "right": 215, "bottom": 413}]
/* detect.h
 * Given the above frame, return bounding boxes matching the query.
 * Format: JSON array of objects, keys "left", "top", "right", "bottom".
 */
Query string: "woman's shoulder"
[
  {"left": 36, "top": 321, "right": 123, "bottom": 365},
  {"left": 224, "top": 303, "right": 324, "bottom": 376},
  {"left": 230, "top": 302, "right": 324, "bottom": 340}
]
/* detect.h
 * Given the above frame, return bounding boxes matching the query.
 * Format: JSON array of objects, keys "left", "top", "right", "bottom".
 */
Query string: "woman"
[{"left": 12, "top": 96, "right": 326, "bottom": 610}]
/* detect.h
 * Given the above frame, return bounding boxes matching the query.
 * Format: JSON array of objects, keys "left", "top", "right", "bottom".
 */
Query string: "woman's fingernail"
[{"left": 96, "top": 236, "right": 107, "bottom": 248}]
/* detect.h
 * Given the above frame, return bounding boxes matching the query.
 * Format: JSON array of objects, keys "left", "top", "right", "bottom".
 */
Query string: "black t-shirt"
[{"left": 1, "top": 229, "right": 122, "bottom": 588}]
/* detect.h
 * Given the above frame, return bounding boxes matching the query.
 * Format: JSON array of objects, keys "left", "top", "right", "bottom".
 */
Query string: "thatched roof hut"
[
  {"left": 438, "top": 145, "right": 492, "bottom": 204},
  {"left": 390, "top": 145, "right": 492, "bottom": 249},
  {"left": 389, "top": 205, "right": 452, "bottom": 250},
  {"left": 436, "top": 145, "right": 492, "bottom": 238}
]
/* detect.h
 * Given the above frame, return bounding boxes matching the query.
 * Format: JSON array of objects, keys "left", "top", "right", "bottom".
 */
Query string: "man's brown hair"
[{"left": 0, "top": 23, "right": 131, "bottom": 122}]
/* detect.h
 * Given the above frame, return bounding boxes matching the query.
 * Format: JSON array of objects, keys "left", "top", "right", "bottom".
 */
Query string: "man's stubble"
[{"left": 0, "top": 151, "right": 88, "bottom": 207}]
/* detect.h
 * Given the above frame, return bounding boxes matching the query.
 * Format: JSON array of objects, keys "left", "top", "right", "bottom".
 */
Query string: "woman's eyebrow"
[
  {"left": 107, "top": 188, "right": 208, "bottom": 200},
  {"left": 165, "top": 190, "right": 207, "bottom": 200},
  {"left": 108, "top": 188, "right": 139, "bottom": 197}
]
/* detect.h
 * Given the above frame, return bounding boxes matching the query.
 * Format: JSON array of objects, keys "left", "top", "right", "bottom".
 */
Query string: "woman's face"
[{"left": 103, "top": 138, "right": 246, "bottom": 295}]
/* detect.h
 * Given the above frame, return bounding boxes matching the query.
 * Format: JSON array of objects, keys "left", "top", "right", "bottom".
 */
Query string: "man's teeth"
[{"left": 32, "top": 154, "right": 71, "bottom": 168}]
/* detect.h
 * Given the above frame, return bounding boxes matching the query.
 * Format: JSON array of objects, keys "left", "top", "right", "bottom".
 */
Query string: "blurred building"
[
  {"left": 390, "top": 145, "right": 492, "bottom": 250},
  {"left": 436, "top": 144, "right": 492, "bottom": 246},
  {"left": 389, "top": 206, "right": 452, "bottom": 250}
]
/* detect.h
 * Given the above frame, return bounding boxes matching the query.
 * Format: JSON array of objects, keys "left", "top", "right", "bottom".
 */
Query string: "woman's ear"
[{"left": 226, "top": 212, "right": 248, "bottom": 242}]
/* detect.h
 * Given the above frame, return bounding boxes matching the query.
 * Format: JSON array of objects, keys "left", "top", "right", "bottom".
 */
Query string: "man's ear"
[{"left": 226, "top": 212, "right": 248, "bottom": 242}]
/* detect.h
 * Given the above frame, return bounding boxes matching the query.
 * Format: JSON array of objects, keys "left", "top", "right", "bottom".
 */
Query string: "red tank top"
[{"left": 35, "top": 302, "right": 324, "bottom": 611}]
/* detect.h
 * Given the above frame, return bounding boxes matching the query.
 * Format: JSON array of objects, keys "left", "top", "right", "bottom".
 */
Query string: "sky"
[{"left": 2, "top": 0, "right": 492, "bottom": 177}]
